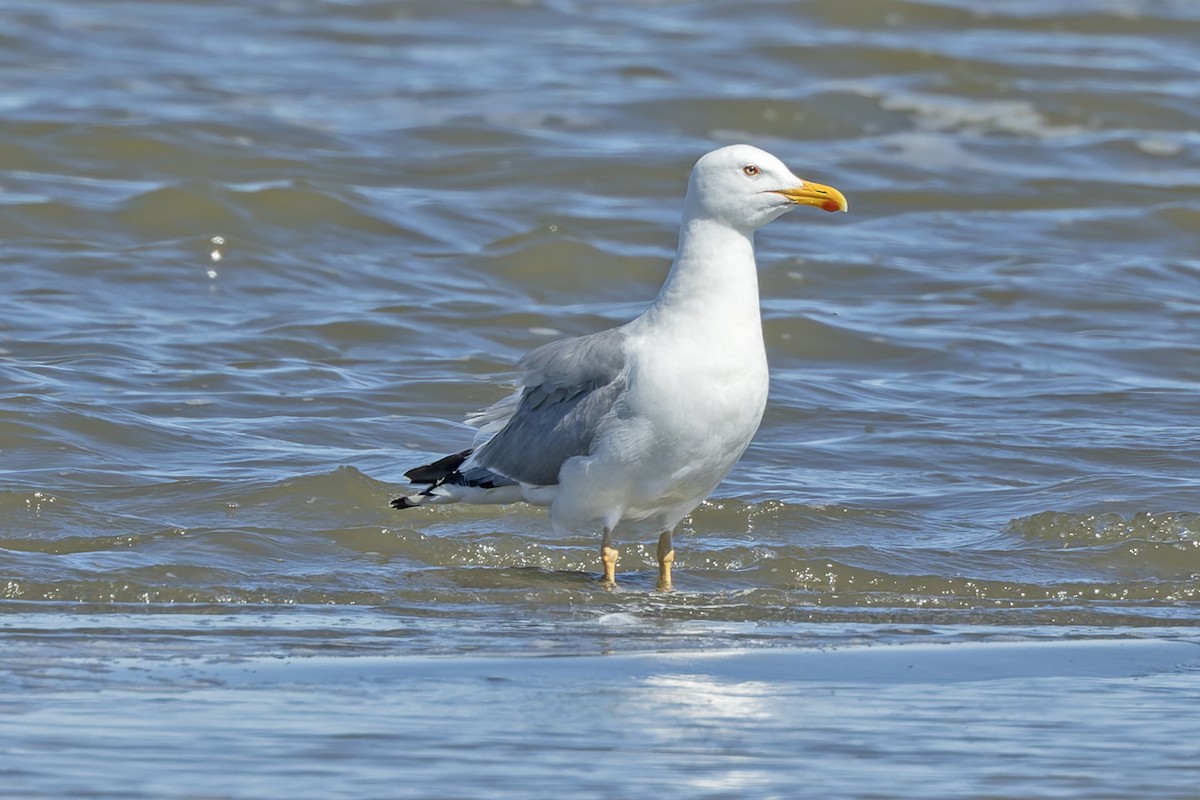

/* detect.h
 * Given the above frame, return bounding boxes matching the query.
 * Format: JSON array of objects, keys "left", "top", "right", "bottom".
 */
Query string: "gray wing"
[{"left": 467, "top": 327, "right": 629, "bottom": 487}]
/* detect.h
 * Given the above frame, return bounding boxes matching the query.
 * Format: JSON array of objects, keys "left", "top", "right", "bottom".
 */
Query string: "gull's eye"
[{"left": 742, "top": 164, "right": 760, "bottom": 177}]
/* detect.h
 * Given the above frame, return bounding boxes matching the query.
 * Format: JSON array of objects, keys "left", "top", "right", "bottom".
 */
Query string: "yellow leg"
[
  {"left": 656, "top": 530, "right": 675, "bottom": 591},
  {"left": 600, "top": 528, "right": 618, "bottom": 587}
]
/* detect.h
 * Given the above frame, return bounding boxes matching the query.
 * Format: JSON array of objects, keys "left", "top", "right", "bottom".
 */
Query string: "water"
[{"left": 2, "top": 0, "right": 1200, "bottom": 797}]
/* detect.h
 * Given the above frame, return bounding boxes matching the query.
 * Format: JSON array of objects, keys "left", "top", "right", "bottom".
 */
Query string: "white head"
[{"left": 684, "top": 144, "right": 847, "bottom": 232}]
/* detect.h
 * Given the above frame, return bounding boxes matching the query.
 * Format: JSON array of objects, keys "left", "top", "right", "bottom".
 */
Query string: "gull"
[{"left": 392, "top": 144, "right": 847, "bottom": 589}]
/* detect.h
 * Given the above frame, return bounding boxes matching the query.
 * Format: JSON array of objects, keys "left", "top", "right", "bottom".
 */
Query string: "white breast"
[
  {"left": 548, "top": 303, "right": 768, "bottom": 533},
  {"left": 624, "top": 314, "right": 768, "bottom": 496}
]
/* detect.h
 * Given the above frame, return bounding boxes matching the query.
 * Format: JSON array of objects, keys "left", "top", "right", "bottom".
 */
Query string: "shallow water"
[
  {"left": 3, "top": 0, "right": 1200, "bottom": 797},
  {"left": 5, "top": 632, "right": 1200, "bottom": 799}
]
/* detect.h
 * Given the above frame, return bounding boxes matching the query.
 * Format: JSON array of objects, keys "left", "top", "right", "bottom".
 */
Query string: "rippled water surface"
[{"left": 3, "top": 0, "right": 1200, "bottom": 797}]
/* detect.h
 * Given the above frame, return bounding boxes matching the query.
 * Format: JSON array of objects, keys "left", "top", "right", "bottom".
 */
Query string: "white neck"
[{"left": 649, "top": 214, "right": 761, "bottom": 325}]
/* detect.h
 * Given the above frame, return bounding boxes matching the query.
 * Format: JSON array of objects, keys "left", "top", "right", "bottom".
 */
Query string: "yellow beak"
[{"left": 772, "top": 180, "right": 848, "bottom": 213}]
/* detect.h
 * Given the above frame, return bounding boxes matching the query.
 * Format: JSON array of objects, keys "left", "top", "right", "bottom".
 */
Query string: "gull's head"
[{"left": 685, "top": 144, "right": 848, "bottom": 231}]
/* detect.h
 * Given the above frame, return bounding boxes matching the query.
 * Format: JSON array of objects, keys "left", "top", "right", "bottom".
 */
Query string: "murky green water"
[{"left": 3, "top": 1, "right": 1199, "bottom": 796}]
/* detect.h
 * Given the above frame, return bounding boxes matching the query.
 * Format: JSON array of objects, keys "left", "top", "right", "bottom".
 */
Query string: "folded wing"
[{"left": 465, "top": 327, "right": 629, "bottom": 487}]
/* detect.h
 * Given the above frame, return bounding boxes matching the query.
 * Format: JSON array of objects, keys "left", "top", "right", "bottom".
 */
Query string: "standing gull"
[{"left": 392, "top": 144, "right": 847, "bottom": 589}]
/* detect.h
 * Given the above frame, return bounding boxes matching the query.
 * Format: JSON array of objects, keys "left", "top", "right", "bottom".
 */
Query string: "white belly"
[{"left": 551, "top": 321, "right": 768, "bottom": 533}]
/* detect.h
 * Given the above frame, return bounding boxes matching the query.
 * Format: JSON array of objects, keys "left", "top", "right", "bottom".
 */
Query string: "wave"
[{"left": 2, "top": 475, "right": 1197, "bottom": 626}]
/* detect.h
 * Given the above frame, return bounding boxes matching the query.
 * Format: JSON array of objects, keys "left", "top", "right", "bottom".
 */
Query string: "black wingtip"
[{"left": 404, "top": 448, "right": 474, "bottom": 484}]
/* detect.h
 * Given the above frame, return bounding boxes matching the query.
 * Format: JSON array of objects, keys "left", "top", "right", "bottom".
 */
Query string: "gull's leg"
[
  {"left": 600, "top": 527, "right": 618, "bottom": 587},
  {"left": 656, "top": 529, "right": 675, "bottom": 591}
]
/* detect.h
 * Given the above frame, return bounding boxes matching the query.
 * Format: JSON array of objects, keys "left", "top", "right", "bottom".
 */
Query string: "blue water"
[{"left": 2, "top": 1, "right": 1200, "bottom": 796}]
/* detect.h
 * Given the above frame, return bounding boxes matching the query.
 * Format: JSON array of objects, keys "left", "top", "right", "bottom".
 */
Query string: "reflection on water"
[
  {"left": 634, "top": 674, "right": 779, "bottom": 795},
  {"left": 12, "top": 640, "right": 1197, "bottom": 799},
  {"left": 644, "top": 672, "right": 776, "bottom": 724}
]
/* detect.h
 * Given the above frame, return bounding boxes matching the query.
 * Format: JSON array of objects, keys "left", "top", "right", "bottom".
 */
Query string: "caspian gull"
[{"left": 392, "top": 144, "right": 847, "bottom": 589}]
